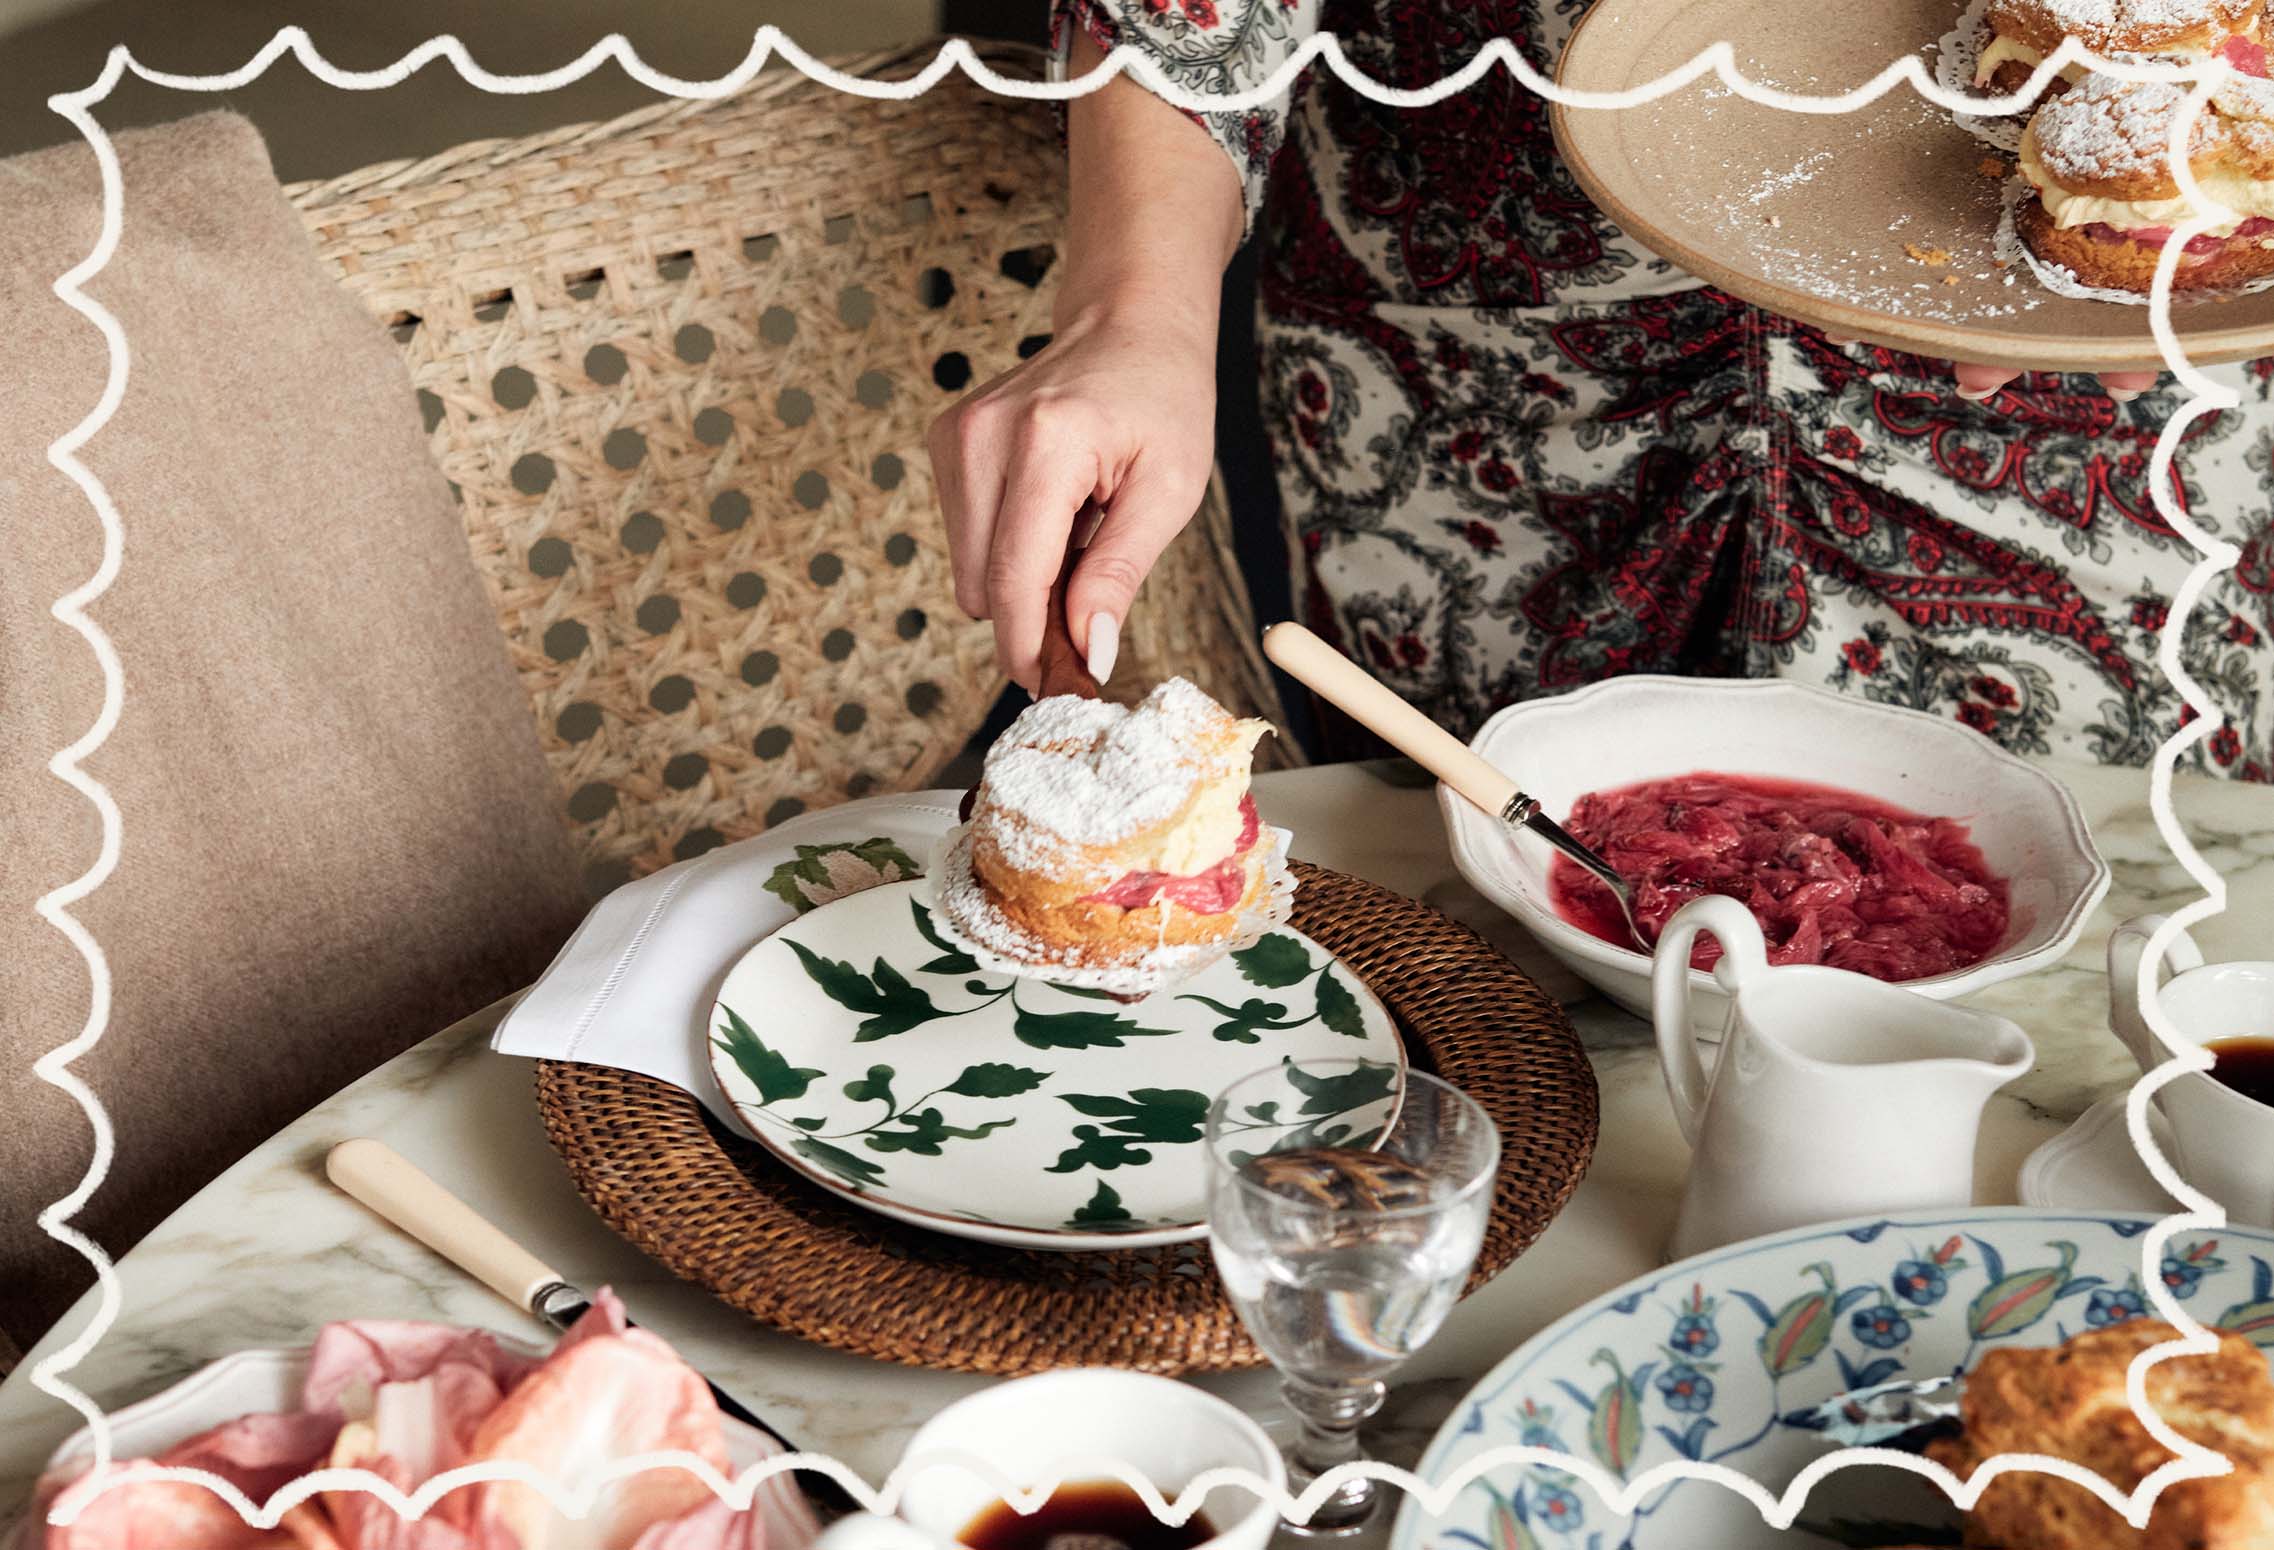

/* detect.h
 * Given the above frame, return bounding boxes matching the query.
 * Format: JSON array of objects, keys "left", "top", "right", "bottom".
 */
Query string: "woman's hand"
[
  {"left": 928, "top": 296, "right": 1220, "bottom": 694},
  {"left": 926, "top": 32, "right": 1244, "bottom": 695},
  {"left": 1948, "top": 362, "right": 2158, "bottom": 402}
]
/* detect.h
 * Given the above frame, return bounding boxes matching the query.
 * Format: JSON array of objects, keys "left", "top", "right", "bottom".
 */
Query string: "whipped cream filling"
[
  {"left": 1974, "top": 36, "right": 2093, "bottom": 86},
  {"left": 1125, "top": 769, "right": 1254, "bottom": 876},
  {"left": 2020, "top": 126, "right": 2274, "bottom": 236}
]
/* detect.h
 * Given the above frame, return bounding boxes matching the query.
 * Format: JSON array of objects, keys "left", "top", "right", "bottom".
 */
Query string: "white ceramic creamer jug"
[{"left": 1652, "top": 895, "right": 2035, "bottom": 1260}]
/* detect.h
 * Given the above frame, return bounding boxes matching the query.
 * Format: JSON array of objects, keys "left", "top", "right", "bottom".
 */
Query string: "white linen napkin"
[{"left": 491, "top": 791, "right": 962, "bottom": 1130}]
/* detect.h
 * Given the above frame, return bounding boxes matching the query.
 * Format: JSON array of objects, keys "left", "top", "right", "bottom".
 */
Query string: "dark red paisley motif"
[
  {"left": 1259, "top": 131, "right": 1438, "bottom": 414},
  {"left": 1067, "top": 0, "right": 2273, "bottom": 782},
  {"left": 1780, "top": 463, "right": 2139, "bottom": 692},
  {"left": 1270, "top": 0, "right": 1624, "bottom": 307}
]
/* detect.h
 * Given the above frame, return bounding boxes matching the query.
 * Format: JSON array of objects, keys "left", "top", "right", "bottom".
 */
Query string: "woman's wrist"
[{"left": 1051, "top": 280, "right": 1220, "bottom": 357}]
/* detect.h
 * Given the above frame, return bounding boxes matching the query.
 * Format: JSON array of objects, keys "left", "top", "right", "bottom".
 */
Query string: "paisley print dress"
[{"left": 1053, "top": 0, "right": 2274, "bottom": 777}]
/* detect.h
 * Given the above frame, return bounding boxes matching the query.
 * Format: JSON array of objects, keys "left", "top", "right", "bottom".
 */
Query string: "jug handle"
[
  {"left": 1651, "top": 895, "right": 1769, "bottom": 1148},
  {"left": 2108, "top": 913, "right": 2205, "bottom": 1073},
  {"left": 813, "top": 1514, "right": 953, "bottom": 1550}
]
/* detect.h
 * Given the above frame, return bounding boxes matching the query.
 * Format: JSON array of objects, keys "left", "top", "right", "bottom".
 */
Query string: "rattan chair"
[{"left": 284, "top": 40, "right": 1296, "bottom": 891}]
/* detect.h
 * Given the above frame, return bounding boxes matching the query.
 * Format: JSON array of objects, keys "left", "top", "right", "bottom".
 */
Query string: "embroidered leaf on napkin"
[
  {"left": 1231, "top": 934, "right": 1313, "bottom": 989},
  {"left": 1316, "top": 971, "right": 1366, "bottom": 1038},
  {"left": 784, "top": 941, "right": 946, "bottom": 1041},
  {"left": 712, "top": 1006, "right": 824, "bottom": 1104},
  {"left": 762, "top": 838, "right": 921, "bottom": 913},
  {"left": 945, "top": 1062, "right": 1050, "bottom": 1097},
  {"left": 794, "top": 1134, "right": 887, "bottom": 1188},
  {"left": 1067, "top": 1180, "right": 1141, "bottom": 1230},
  {"left": 1011, "top": 1005, "right": 1175, "bottom": 1051},
  {"left": 910, "top": 899, "right": 979, "bottom": 975},
  {"left": 1177, "top": 994, "right": 1296, "bottom": 1044},
  {"left": 866, "top": 1106, "right": 1016, "bottom": 1155}
]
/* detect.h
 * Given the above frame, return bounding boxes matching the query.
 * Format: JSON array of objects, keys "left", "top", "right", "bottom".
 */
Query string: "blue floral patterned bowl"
[{"left": 1393, "top": 1208, "right": 2274, "bottom": 1550}]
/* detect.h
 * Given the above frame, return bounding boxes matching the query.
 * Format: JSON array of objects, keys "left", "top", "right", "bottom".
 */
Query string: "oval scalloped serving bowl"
[
  {"left": 1392, "top": 1207, "right": 2274, "bottom": 1550},
  {"left": 1441, "top": 677, "right": 2109, "bottom": 1025}
]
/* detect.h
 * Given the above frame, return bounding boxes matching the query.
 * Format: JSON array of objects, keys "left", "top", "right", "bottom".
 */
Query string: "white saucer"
[{"left": 2017, "top": 1093, "right": 2182, "bottom": 1215}]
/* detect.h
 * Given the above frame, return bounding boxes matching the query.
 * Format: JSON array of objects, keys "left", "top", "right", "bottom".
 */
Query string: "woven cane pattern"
[
  {"left": 285, "top": 41, "right": 1294, "bottom": 889},
  {"left": 536, "top": 861, "right": 1598, "bottom": 1375}
]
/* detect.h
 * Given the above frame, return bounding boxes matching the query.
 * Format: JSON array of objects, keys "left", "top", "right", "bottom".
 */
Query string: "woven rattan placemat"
[{"left": 535, "top": 861, "right": 1598, "bottom": 1375}]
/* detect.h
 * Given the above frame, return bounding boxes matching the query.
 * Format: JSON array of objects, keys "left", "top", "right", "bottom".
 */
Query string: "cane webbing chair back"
[{"left": 285, "top": 40, "right": 1295, "bottom": 888}]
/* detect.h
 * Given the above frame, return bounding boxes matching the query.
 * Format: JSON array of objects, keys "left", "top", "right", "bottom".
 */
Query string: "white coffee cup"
[
  {"left": 2108, "top": 914, "right": 2274, "bottom": 1228},
  {"left": 815, "top": 1369, "right": 1285, "bottom": 1550}
]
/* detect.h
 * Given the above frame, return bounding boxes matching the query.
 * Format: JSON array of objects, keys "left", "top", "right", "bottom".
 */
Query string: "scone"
[
  {"left": 932, "top": 678, "right": 1283, "bottom": 993},
  {"left": 2016, "top": 74, "right": 2274, "bottom": 290},
  {"left": 1927, "top": 1320, "right": 2274, "bottom": 1549},
  {"left": 1976, "top": 0, "right": 2266, "bottom": 96}
]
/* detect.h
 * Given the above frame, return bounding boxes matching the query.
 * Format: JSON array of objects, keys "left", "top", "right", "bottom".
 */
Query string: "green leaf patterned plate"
[{"left": 705, "top": 879, "right": 1408, "bottom": 1250}]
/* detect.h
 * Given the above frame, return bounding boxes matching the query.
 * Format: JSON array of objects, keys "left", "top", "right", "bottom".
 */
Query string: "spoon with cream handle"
[{"left": 1260, "top": 621, "right": 1646, "bottom": 951}]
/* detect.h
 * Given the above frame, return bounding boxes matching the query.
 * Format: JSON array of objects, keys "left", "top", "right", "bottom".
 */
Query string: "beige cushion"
[{"left": 0, "top": 112, "right": 588, "bottom": 1349}]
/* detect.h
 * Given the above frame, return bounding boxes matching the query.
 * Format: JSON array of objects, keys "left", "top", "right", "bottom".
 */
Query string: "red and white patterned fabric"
[{"left": 1054, "top": 0, "right": 2274, "bottom": 777}]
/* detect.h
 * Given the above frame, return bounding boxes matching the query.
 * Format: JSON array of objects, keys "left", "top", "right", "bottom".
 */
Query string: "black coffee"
[
  {"left": 2210, "top": 1036, "right": 2274, "bottom": 1109},
  {"left": 960, "top": 1481, "right": 1216, "bottom": 1550}
]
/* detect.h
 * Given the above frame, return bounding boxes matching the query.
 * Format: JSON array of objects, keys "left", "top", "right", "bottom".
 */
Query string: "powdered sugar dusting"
[
  {"left": 922, "top": 824, "right": 1297, "bottom": 997},
  {"left": 1678, "top": 85, "right": 2044, "bottom": 319},
  {"left": 975, "top": 678, "right": 1266, "bottom": 874},
  {"left": 2215, "top": 73, "right": 2274, "bottom": 119},
  {"left": 2034, "top": 75, "right": 2214, "bottom": 183},
  {"left": 1997, "top": 0, "right": 2254, "bottom": 46}
]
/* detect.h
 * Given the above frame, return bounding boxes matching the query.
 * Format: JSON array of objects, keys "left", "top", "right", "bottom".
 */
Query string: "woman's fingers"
[
  {"left": 1952, "top": 361, "right": 2020, "bottom": 402},
  {"left": 1952, "top": 360, "right": 2161, "bottom": 404},
  {"left": 1063, "top": 460, "right": 1201, "bottom": 686},
  {"left": 2098, "top": 369, "right": 2158, "bottom": 402},
  {"left": 928, "top": 394, "right": 1006, "bottom": 622},
  {"left": 988, "top": 419, "right": 1102, "bottom": 692}
]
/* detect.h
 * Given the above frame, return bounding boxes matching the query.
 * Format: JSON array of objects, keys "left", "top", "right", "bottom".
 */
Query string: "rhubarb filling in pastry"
[
  {"left": 1079, "top": 793, "right": 1263, "bottom": 912},
  {"left": 930, "top": 676, "right": 1291, "bottom": 994},
  {"left": 2016, "top": 74, "right": 2274, "bottom": 288}
]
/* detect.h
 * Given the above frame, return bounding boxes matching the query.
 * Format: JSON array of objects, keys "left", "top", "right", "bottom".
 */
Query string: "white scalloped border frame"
[{"left": 29, "top": 23, "right": 2251, "bottom": 1542}]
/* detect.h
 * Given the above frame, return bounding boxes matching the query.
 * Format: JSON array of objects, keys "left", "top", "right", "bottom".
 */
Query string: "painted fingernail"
[
  {"left": 2107, "top": 387, "right": 2142, "bottom": 402},
  {"left": 1955, "top": 383, "right": 1997, "bottom": 402},
  {"left": 1086, "top": 611, "right": 1120, "bottom": 685}
]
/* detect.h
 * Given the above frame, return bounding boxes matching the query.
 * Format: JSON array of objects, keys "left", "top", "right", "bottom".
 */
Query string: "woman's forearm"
[{"left": 1058, "top": 31, "right": 1245, "bottom": 344}]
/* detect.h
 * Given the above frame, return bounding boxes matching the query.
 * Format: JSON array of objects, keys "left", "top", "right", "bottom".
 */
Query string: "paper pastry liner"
[
  {"left": 919, "top": 822, "right": 1299, "bottom": 999},
  {"left": 1937, "top": 0, "right": 2030, "bottom": 154}
]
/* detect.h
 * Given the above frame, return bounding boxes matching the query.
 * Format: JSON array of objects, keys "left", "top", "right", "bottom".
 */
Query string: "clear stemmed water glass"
[{"left": 1204, "top": 1060, "right": 1500, "bottom": 1536}]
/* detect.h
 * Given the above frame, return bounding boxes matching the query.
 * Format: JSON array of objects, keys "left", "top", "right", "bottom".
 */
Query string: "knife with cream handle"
[
  {"left": 324, "top": 1137, "right": 856, "bottom": 1515},
  {"left": 1259, "top": 621, "right": 1646, "bottom": 949}
]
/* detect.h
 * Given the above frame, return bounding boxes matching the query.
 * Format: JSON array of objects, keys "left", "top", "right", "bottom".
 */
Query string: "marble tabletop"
[{"left": 4, "top": 757, "right": 2268, "bottom": 1533}]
